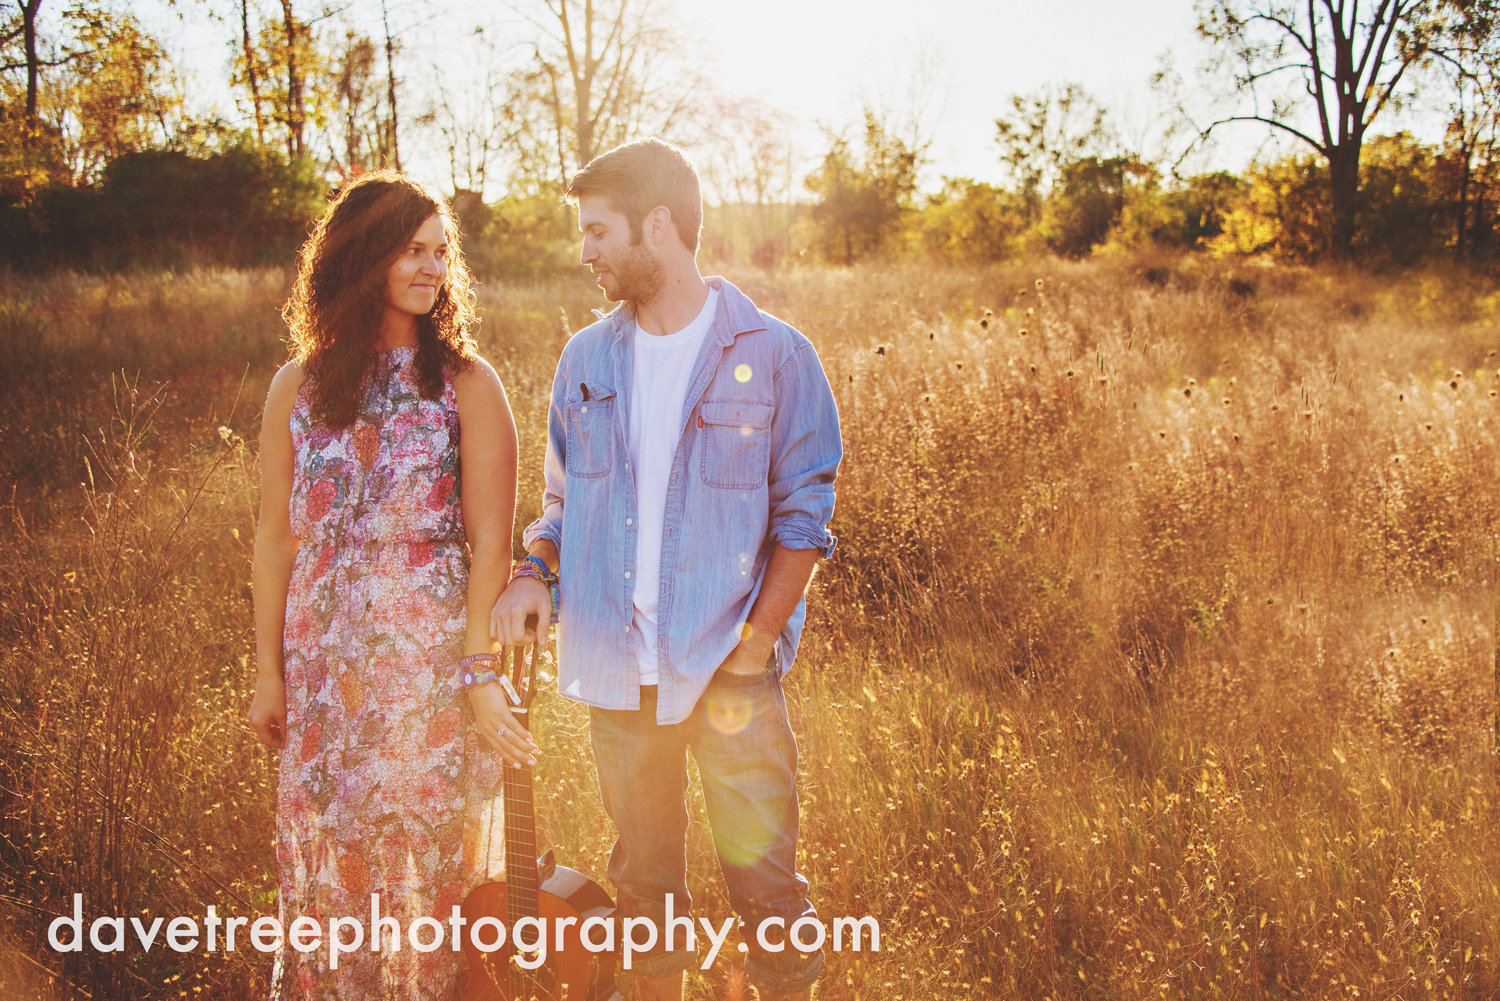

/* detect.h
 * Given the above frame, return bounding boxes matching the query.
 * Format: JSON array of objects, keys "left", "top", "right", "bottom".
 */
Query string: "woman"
[{"left": 248, "top": 172, "right": 538, "bottom": 999}]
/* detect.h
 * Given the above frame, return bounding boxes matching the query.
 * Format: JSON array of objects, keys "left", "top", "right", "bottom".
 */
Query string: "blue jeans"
[{"left": 588, "top": 664, "right": 824, "bottom": 994}]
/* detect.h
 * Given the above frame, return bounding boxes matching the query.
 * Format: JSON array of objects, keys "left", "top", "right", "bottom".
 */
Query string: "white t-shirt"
[{"left": 629, "top": 289, "right": 719, "bottom": 685}]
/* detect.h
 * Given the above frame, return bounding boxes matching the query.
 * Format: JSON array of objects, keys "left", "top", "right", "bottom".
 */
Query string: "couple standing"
[{"left": 248, "top": 139, "right": 842, "bottom": 1001}]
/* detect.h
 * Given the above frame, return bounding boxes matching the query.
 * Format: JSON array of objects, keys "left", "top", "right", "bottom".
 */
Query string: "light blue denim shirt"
[{"left": 522, "top": 277, "right": 842, "bottom": 724}]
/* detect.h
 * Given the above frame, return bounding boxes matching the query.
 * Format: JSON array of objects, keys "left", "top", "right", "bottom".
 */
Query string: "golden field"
[{"left": 0, "top": 257, "right": 1497, "bottom": 1000}]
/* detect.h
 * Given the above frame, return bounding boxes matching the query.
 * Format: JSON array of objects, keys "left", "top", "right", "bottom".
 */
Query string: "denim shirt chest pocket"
[
  {"left": 565, "top": 381, "right": 615, "bottom": 478},
  {"left": 697, "top": 399, "right": 773, "bottom": 489}
]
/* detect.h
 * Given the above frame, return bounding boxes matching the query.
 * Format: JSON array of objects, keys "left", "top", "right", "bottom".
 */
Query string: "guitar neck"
[{"left": 501, "top": 706, "right": 540, "bottom": 924}]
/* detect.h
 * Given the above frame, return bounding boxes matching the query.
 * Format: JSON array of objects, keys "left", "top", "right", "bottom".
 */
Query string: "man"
[{"left": 489, "top": 137, "right": 841, "bottom": 1001}]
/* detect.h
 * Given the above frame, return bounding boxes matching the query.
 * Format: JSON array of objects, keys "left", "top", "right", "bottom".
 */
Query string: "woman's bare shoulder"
[
  {"left": 264, "top": 359, "right": 309, "bottom": 421},
  {"left": 453, "top": 354, "right": 504, "bottom": 400}
]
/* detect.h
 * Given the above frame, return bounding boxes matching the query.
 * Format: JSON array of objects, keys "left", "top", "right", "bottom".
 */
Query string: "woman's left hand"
[{"left": 469, "top": 682, "right": 539, "bottom": 768}]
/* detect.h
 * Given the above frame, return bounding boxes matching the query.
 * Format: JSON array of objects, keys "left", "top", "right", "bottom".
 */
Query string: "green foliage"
[
  {"left": 804, "top": 113, "right": 919, "bottom": 264},
  {"left": 0, "top": 141, "right": 325, "bottom": 271},
  {"left": 1107, "top": 171, "right": 1242, "bottom": 251},
  {"left": 452, "top": 189, "right": 578, "bottom": 279},
  {"left": 1353, "top": 133, "right": 1444, "bottom": 265},
  {"left": 1040, "top": 156, "right": 1145, "bottom": 258},
  {"left": 1214, "top": 136, "right": 1448, "bottom": 263},
  {"left": 918, "top": 178, "right": 1031, "bottom": 263},
  {"left": 1211, "top": 153, "right": 1331, "bottom": 259}
]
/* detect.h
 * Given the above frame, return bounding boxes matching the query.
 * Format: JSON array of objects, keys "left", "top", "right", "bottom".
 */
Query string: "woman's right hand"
[
  {"left": 469, "top": 682, "right": 540, "bottom": 768},
  {"left": 248, "top": 674, "right": 287, "bottom": 749}
]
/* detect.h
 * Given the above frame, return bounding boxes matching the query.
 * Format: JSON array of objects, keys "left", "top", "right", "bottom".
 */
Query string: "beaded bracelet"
[
  {"left": 458, "top": 653, "right": 500, "bottom": 692},
  {"left": 511, "top": 555, "right": 560, "bottom": 625}
]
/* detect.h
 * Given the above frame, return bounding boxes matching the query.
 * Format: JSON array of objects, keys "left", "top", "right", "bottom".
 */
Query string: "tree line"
[{"left": 4, "top": 0, "right": 1500, "bottom": 272}]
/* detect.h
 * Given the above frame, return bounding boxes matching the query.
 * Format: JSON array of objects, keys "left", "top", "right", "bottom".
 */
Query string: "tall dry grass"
[{"left": 0, "top": 257, "right": 1496, "bottom": 1000}]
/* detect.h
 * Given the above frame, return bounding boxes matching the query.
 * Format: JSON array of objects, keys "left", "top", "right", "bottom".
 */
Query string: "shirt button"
[
  {"left": 624, "top": 571, "right": 632, "bottom": 579},
  {"left": 626, "top": 518, "right": 633, "bottom": 526}
]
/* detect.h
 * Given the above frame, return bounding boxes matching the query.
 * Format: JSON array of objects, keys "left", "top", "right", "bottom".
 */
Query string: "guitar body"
[{"left": 461, "top": 863, "right": 621, "bottom": 1001}]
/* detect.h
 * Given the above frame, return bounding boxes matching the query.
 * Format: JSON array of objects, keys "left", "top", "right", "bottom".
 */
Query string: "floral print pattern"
[{"left": 276, "top": 347, "right": 504, "bottom": 1000}]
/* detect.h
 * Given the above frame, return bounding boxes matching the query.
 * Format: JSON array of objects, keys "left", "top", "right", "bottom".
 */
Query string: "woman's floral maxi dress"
[{"left": 277, "top": 346, "right": 503, "bottom": 1000}]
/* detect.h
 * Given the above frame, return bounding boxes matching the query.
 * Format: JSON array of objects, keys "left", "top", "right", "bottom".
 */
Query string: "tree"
[
  {"left": 918, "top": 178, "right": 1029, "bottom": 263},
  {"left": 328, "top": 29, "right": 378, "bottom": 175},
  {"left": 231, "top": 0, "right": 335, "bottom": 159},
  {"left": 1193, "top": 0, "right": 1480, "bottom": 257},
  {"left": 995, "top": 83, "right": 1114, "bottom": 222},
  {"left": 1041, "top": 156, "right": 1147, "bottom": 258},
  {"left": 699, "top": 96, "right": 796, "bottom": 265},
  {"left": 805, "top": 112, "right": 919, "bottom": 265},
  {"left": 503, "top": 0, "right": 708, "bottom": 186}
]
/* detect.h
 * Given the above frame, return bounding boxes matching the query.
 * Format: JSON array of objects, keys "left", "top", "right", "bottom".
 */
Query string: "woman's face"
[{"left": 383, "top": 212, "right": 449, "bottom": 320}]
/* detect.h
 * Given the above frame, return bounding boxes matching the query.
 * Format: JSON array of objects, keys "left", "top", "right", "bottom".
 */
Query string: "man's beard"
[{"left": 600, "top": 240, "right": 667, "bottom": 304}]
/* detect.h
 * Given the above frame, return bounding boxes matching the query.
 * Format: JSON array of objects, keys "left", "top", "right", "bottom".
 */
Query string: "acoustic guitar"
[{"left": 461, "top": 635, "right": 622, "bottom": 1001}]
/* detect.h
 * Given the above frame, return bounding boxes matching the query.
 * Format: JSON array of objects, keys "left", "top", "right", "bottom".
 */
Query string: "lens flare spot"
[
  {"left": 740, "top": 425, "right": 754, "bottom": 437},
  {"left": 707, "top": 693, "right": 754, "bottom": 735},
  {"left": 734, "top": 364, "right": 753, "bottom": 383}
]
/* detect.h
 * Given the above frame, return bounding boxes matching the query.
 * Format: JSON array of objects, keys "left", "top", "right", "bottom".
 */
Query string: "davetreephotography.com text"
[{"left": 47, "top": 894, "right": 880, "bottom": 970}]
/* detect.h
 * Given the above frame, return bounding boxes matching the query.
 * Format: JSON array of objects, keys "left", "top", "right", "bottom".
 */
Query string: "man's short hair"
[{"left": 566, "top": 138, "right": 703, "bottom": 253}]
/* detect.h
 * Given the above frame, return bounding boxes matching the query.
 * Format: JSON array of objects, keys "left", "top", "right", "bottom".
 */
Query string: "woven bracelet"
[{"left": 459, "top": 653, "right": 499, "bottom": 692}]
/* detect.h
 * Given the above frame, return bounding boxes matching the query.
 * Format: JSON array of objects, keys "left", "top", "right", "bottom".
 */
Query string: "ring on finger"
[{"left": 498, "top": 726, "right": 508, "bottom": 739}]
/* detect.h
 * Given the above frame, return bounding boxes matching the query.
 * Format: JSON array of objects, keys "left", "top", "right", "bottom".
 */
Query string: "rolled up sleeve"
[
  {"left": 522, "top": 360, "right": 569, "bottom": 552},
  {"left": 767, "top": 339, "right": 842, "bottom": 558}
]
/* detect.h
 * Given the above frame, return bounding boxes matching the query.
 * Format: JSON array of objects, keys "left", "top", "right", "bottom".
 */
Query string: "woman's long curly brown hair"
[{"left": 284, "top": 171, "right": 478, "bottom": 428}]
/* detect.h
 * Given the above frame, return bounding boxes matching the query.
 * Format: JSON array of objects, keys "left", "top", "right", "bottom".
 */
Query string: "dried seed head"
[
  {"left": 1034, "top": 279, "right": 1044, "bottom": 290},
  {"left": 875, "top": 345, "right": 886, "bottom": 356},
  {"left": 1019, "top": 328, "right": 1029, "bottom": 337},
  {"left": 1183, "top": 388, "right": 1192, "bottom": 398}
]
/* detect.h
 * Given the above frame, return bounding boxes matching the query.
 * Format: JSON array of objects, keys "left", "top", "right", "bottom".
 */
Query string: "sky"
[{"left": 137, "top": 0, "right": 1447, "bottom": 196}]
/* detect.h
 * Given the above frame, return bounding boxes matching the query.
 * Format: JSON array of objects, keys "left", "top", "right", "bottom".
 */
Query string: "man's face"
[{"left": 577, "top": 193, "right": 665, "bottom": 304}]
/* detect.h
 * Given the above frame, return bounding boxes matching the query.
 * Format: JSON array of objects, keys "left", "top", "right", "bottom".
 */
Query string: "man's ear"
[{"left": 647, "top": 205, "right": 673, "bottom": 246}]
